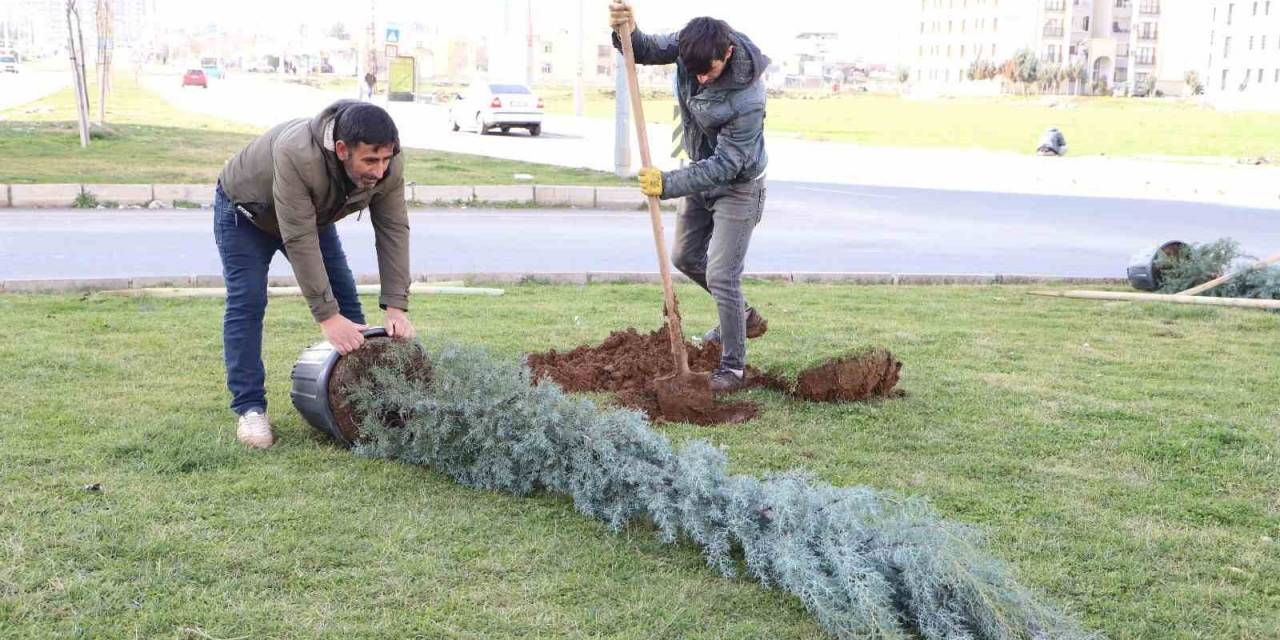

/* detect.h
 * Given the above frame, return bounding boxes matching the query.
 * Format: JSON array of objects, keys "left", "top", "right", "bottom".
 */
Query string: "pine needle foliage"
[
  {"left": 1156, "top": 239, "right": 1280, "bottom": 299},
  {"left": 346, "top": 342, "right": 1098, "bottom": 640}
]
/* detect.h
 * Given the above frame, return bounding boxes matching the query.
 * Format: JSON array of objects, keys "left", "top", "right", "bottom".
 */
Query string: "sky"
[{"left": 152, "top": 0, "right": 911, "bottom": 64}]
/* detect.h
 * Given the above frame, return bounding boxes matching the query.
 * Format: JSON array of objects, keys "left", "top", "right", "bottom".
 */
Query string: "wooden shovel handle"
[{"left": 618, "top": 21, "right": 690, "bottom": 374}]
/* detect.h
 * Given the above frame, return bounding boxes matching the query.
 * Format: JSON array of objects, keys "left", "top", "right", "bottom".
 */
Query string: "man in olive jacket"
[
  {"left": 215, "top": 100, "right": 415, "bottom": 449},
  {"left": 610, "top": 3, "right": 770, "bottom": 394}
]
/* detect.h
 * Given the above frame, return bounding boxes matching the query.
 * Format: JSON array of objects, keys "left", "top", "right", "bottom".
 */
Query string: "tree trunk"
[
  {"left": 96, "top": 0, "right": 112, "bottom": 125},
  {"left": 65, "top": 1, "right": 90, "bottom": 148}
]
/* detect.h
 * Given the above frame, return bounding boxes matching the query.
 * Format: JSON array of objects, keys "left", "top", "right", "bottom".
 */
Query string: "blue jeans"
[
  {"left": 213, "top": 185, "right": 365, "bottom": 415},
  {"left": 672, "top": 179, "right": 766, "bottom": 371}
]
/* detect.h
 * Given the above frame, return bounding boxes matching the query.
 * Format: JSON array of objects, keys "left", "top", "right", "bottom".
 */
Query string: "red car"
[{"left": 182, "top": 69, "right": 208, "bottom": 88}]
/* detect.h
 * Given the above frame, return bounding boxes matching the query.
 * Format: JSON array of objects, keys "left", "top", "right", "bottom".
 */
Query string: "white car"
[
  {"left": 0, "top": 55, "right": 19, "bottom": 74},
  {"left": 449, "top": 81, "right": 544, "bottom": 136}
]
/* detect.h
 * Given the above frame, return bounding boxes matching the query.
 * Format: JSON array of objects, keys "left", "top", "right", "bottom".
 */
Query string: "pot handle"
[{"left": 361, "top": 326, "right": 389, "bottom": 339}]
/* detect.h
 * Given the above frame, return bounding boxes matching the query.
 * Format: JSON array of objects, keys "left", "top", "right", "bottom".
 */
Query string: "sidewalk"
[
  {"left": 137, "top": 74, "right": 1280, "bottom": 211},
  {"left": 765, "top": 140, "right": 1280, "bottom": 211}
]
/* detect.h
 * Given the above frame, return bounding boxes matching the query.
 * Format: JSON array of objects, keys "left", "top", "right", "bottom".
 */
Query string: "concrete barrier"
[
  {"left": 474, "top": 185, "right": 534, "bottom": 204},
  {"left": 0, "top": 185, "right": 9, "bottom": 207},
  {"left": 519, "top": 273, "right": 589, "bottom": 285},
  {"left": 742, "top": 272, "right": 794, "bottom": 283},
  {"left": 10, "top": 184, "right": 82, "bottom": 208},
  {"left": 192, "top": 275, "right": 226, "bottom": 288},
  {"left": 996, "top": 274, "right": 1128, "bottom": 285},
  {"left": 586, "top": 272, "right": 662, "bottom": 284},
  {"left": 83, "top": 184, "right": 155, "bottom": 206},
  {"left": 2, "top": 277, "right": 131, "bottom": 292},
  {"left": 534, "top": 185, "right": 596, "bottom": 208},
  {"left": 793, "top": 272, "right": 895, "bottom": 285},
  {"left": 595, "top": 187, "right": 645, "bottom": 210},
  {"left": 895, "top": 273, "right": 999, "bottom": 285},
  {"left": 414, "top": 185, "right": 474, "bottom": 204},
  {"left": 0, "top": 272, "right": 1127, "bottom": 294},
  {"left": 153, "top": 184, "right": 215, "bottom": 206},
  {"left": 130, "top": 276, "right": 200, "bottom": 288}
]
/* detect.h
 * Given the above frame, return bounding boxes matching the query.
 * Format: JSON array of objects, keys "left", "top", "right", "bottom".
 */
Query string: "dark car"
[{"left": 182, "top": 69, "right": 208, "bottom": 88}]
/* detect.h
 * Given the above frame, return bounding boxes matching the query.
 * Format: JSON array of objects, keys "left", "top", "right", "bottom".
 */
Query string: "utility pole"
[
  {"left": 613, "top": 51, "right": 630, "bottom": 177},
  {"left": 502, "top": 0, "right": 512, "bottom": 78},
  {"left": 2, "top": 4, "right": 11, "bottom": 49},
  {"left": 356, "top": 0, "right": 376, "bottom": 100},
  {"left": 369, "top": 0, "right": 377, "bottom": 94},
  {"left": 525, "top": 0, "right": 533, "bottom": 87},
  {"left": 574, "top": 0, "right": 584, "bottom": 116}
]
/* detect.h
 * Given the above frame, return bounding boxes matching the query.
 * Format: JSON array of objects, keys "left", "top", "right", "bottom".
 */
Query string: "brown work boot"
[
  {"left": 236, "top": 410, "right": 275, "bottom": 449},
  {"left": 702, "top": 306, "right": 769, "bottom": 344},
  {"left": 709, "top": 367, "right": 748, "bottom": 395}
]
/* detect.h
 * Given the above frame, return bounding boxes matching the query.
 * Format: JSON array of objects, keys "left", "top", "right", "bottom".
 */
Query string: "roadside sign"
[{"left": 388, "top": 56, "right": 416, "bottom": 102}]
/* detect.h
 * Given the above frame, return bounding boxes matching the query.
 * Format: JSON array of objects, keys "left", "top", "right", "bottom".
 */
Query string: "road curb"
[
  {"left": 0, "top": 272, "right": 1129, "bottom": 293},
  {"left": 4, "top": 181, "right": 1273, "bottom": 211},
  {"left": 0, "top": 184, "right": 661, "bottom": 210}
]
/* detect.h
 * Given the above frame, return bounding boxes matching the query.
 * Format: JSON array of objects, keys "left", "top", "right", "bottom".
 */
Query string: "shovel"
[{"left": 616, "top": 21, "right": 715, "bottom": 420}]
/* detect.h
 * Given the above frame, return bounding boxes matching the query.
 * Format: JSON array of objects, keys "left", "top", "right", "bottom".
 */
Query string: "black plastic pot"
[
  {"left": 289, "top": 327, "right": 388, "bottom": 447},
  {"left": 1127, "top": 241, "right": 1188, "bottom": 291}
]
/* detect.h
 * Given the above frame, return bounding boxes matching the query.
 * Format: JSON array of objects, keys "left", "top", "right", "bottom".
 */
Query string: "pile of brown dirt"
[
  {"left": 526, "top": 326, "right": 758, "bottom": 425},
  {"left": 323, "top": 329, "right": 904, "bottom": 435},
  {"left": 769, "top": 348, "right": 903, "bottom": 402},
  {"left": 526, "top": 327, "right": 903, "bottom": 425},
  {"left": 328, "top": 337, "right": 433, "bottom": 443}
]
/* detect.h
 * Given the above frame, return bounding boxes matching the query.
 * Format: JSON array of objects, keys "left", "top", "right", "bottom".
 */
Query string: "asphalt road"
[{"left": 2, "top": 182, "right": 1276, "bottom": 280}]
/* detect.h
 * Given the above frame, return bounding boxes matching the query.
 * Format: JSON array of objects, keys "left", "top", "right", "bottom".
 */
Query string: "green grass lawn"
[
  {"left": 540, "top": 86, "right": 1280, "bottom": 158},
  {"left": 2, "top": 283, "right": 1278, "bottom": 638},
  {"left": 0, "top": 77, "right": 627, "bottom": 186}
]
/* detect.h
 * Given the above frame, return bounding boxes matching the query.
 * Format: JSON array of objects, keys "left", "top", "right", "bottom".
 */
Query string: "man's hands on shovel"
[
  {"left": 638, "top": 167, "right": 663, "bottom": 198},
  {"left": 608, "top": 1, "right": 635, "bottom": 33}
]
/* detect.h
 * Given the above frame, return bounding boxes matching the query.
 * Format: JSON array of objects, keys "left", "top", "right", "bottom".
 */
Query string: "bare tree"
[
  {"left": 95, "top": 0, "right": 113, "bottom": 125},
  {"left": 65, "top": 0, "right": 91, "bottom": 147}
]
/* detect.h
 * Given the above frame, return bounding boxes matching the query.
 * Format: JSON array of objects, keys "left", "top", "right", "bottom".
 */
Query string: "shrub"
[{"left": 346, "top": 342, "right": 1096, "bottom": 640}]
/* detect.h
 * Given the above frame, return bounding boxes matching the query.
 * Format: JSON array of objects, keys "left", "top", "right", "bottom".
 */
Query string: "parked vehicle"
[
  {"left": 200, "top": 57, "right": 224, "bottom": 80},
  {"left": 0, "top": 54, "right": 19, "bottom": 74},
  {"left": 182, "top": 69, "right": 208, "bottom": 88},
  {"left": 449, "top": 81, "right": 544, "bottom": 136}
]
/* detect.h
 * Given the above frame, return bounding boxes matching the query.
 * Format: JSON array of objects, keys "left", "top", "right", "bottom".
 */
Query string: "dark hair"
[
  {"left": 335, "top": 103, "right": 400, "bottom": 153},
  {"left": 678, "top": 17, "right": 735, "bottom": 75}
]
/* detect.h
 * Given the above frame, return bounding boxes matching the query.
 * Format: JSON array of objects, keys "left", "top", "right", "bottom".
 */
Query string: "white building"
[
  {"left": 910, "top": 0, "right": 1039, "bottom": 88},
  {"left": 1206, "top": 0, "right": 1280, "bottom": 109},
  {"left": 0, "top": 0, "right": 65, "bottom": 58},
  {"left": 910, "top": 0, "right": 1204, "bottom": 96}
]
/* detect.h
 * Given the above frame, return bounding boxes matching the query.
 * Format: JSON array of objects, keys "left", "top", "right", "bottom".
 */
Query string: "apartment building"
[
  {"left": 911, "top": 0, "right": 1039, "bottom": 87},
  {"left": 1206, "top": 0, "right": 1280, "bottom": 109},
  {"left": 912, "top": 0, "right": 1203, "bottom": 96}
]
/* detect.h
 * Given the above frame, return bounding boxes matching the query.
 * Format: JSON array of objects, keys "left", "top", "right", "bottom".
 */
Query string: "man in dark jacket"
[
  {"left": 215, "top": 100, "right": 416, "bottom": 448},
  {"left": 610, "top": 2, "right": 770, "bottom": 394}
]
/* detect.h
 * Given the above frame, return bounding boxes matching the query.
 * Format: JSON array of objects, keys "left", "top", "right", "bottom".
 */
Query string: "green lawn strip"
[
  {"left": 1, "top": 284, "right": 1278, "bottom": 638},
  {"left": 539, "top": 85, "right": 1280, "bottom": 159},
  {"left": 0, "top": 77, "right": 627, "bottom": 187}
]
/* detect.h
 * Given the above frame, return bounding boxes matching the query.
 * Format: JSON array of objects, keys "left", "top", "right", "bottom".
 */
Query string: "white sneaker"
[{"left": 236, "top": 410, "right": 275, "bottom": 449}]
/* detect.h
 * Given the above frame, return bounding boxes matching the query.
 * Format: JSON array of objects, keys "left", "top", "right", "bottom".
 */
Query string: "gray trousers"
[{"left": 672, "top": 179, "right": 766, "bottom": 370}]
